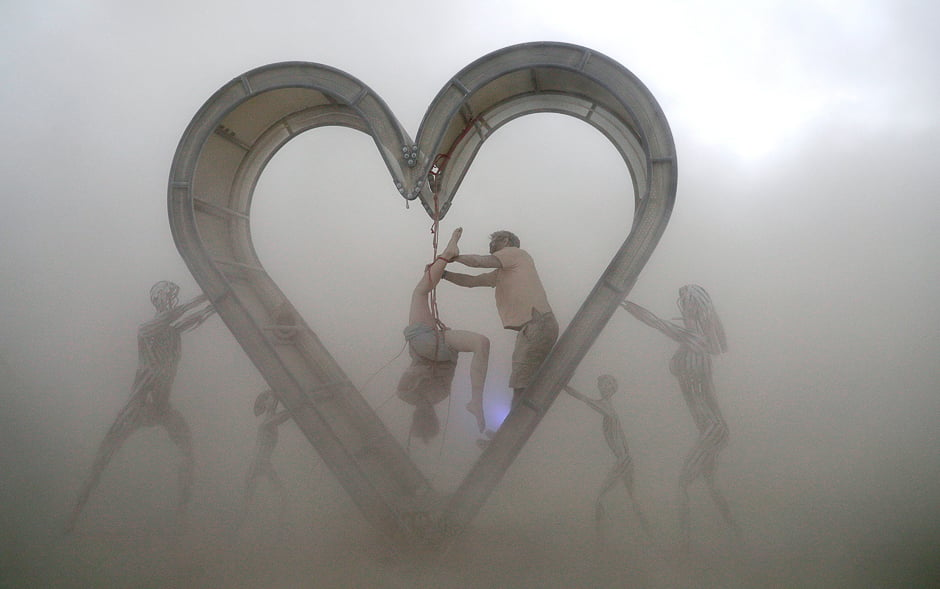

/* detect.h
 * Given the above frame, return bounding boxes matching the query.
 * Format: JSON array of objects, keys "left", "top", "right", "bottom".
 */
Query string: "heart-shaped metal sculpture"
[{"left": 168, "top": 41, "right": 676, "bottom": 545}]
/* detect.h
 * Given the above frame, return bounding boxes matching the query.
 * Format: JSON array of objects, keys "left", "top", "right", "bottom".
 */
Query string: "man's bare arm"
[
  {"left": 442, "top": 269, "right": 498, "bottom": 288},
  {"left": 453, "top": 254, "right": 502, "bottom": 269}
]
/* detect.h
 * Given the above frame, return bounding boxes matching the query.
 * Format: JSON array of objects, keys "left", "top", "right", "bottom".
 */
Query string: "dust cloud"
[{"left": 2, "top": 1, "right": 939, "bottom": 587}]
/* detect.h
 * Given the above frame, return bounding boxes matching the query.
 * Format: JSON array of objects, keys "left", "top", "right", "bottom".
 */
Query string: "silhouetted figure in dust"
[
  {"left": 64, "top": 281, "right": 215, "bottom": 534},
  {"left": 565, "top": 374, "right": 652, "bottom": 539},
  {"left": 239, "top": 390, "right": 290, "bottom": 528},
  {"left": 620, "top": 285, "right": 740, "bottom": 551}
]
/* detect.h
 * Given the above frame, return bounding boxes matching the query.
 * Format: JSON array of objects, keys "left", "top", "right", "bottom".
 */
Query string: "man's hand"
[{"left": 441, "top": 269, "right": 498, "bottom": 288}]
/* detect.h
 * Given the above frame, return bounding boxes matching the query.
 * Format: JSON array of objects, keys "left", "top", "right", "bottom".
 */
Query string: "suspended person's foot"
[
  {"left": 440, "top": 227, "right": 462, "bottom": 262},
  {"left": 465, "top": 398, "right": 485, "bottom": 433},
  {"left": 476, "top": 428, "right": 495, "bottom": 450}
]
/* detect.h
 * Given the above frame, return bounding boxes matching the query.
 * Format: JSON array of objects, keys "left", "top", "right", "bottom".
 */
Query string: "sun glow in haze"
[
  {"left": 671, "top": 72, "right": 839, "bottom": 159},
  {"left": 514, "top": 0, "right": 877, "bottom": 160}
]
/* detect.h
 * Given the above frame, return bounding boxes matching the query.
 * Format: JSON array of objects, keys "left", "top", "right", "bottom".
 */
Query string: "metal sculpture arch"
[{"left": 168, "top": 41, "right": 676, "bottom": 545}]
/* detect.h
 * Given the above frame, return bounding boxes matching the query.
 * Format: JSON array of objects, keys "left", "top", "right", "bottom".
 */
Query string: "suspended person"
[
  {"left": 565, "top": 374, "right": 651, "bottom": 538},
  {"left": 442, "top": 230, "right": 557, "bottom": 408},
  {"left": 398, "top": 227, "right": 490, "bottom": 442},
  {"left": 620, "top": 285, "right": 740, "bottom": 551},
  {"left": 238, "top": 390, "right": 291, "bottom": 529},
  {"left": 65, "top": 281, "right": 215, "bottom": 533}
]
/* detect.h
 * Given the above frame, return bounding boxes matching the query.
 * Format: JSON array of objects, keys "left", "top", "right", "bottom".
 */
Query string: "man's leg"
[{"left": 509, "top": 312, "right": 559, "bottom": 407}]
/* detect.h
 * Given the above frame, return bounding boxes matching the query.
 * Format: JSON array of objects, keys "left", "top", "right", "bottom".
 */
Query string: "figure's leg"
[
  {"left": 683, "top": 421, "right": 728, "bottom": 486},
  {"left": 677, "top": 473, "right": 693, "bottom": 554},
  {"left": 163, "top": 407, "right": 195, "bottom": 520},
  {"left": 409, "top": 228, "right": 462, "bottom": 326},
  {"left": 244, "top": 463, "right": 262, "bottom": 507},
  {"left": 264, "top": 467, "right": 288, "bottom": 528},
  {"left": 594, "top": 464, "right": 622, "bottom": 532},
  {"left": 704, "top": 469, "right": 742, "bottom": 545},
  {"left": 236, "top": 460, "right": 263, "bottom": 531},
  {"left": 677, "top": 420, "right": 728, "bottom": 551},
  {"left": 619, "top": 467, "right": 653, "bottom": 537},
  {"left": 443, "top": 329, "right": 489, "bottom": 432},
  {"left": 64, "top": 403, "right": 141, "bottom": 533},
  {"left": 677, "top": 439, "right": 701, "bottom": 552}
]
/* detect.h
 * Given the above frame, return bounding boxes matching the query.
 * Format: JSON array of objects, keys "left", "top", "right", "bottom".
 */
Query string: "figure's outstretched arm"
[
  {"left": 564, "top": 384, "right": 587, "bottom": 401},
  {"left": 175, "top": 299, "right": 216, "bottom": 332},
  {"left": 264, "top": 409, "right": 291, "bottom": 428},
  {"left": 179, "top": 292, "right": 209, "bottom": 312},
  {"left": 564, "top": 385, "right": 606, "bottom": 415},
  {"left": 442, "top": 269, "right": 498, "bottom": 288},
  {"left": 620, "top": 300, "right": 695, "bottom": 345},
  {"left": 157, "top": 292, "right": 210, "bottom": 326}
]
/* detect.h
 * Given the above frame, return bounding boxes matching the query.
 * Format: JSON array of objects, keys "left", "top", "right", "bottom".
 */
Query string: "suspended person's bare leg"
[
  {"left": 439, "top": 226, "right": 461, "bottom": 267},
  {"left": 443, "top": 329, "right": 490, "bottom": 432},
  {"left": 409, "top": 227, "right": 462, "bottom": 326},
  {"left": 405, "top": 226, "right": 490, "bottom": 431}
]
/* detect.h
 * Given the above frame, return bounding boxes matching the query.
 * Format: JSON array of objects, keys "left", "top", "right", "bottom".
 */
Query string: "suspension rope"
[
  {"left": 368, "top": 340, "right": 409, "bottom": 412},
  {"left": 403, "top": 147, "right": 479, "bottom": 459},
  {"left": 421, "top": 165, "right": 450, "bottom": 464},
  {"left": 426, "top": 190, "right": 447, "bottom": 335}
]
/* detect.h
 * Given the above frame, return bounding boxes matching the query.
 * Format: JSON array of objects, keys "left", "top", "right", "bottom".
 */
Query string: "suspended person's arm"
[{"left": 442, "top": 268, "right": 498, "bottom": 288}]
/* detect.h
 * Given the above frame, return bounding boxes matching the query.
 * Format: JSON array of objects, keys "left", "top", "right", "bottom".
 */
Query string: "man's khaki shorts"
[{"left": 510, "top": 310, "right": 558, "bottom": 389}]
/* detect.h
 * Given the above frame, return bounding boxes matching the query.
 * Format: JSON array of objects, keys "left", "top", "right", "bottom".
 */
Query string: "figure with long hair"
[
  {"left": 620, "top": 285, "right": 738, "bottom": 550},
  {"left": 565, "top": 374, "right": 651, "bottom": 538},
  {"left": 64, "top": 281, "right": 215, "bottom": 533},
  {"left": 397, "top": 227, "right": 490, "bottom": 443}
]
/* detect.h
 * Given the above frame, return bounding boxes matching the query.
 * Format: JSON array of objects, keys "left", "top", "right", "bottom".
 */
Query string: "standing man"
[{"left": 442, "top": 230, "right": 557, "bottom": 407}]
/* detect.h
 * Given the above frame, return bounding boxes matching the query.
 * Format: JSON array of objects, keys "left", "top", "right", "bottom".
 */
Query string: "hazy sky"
[{"left": 2, "top": 0, "right": 938, "bottom": 586}]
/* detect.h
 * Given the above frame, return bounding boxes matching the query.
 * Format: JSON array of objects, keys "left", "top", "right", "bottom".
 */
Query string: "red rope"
[
  {"left": 424, "top": 114, "right": 480, "bottom": 332},
  {"left": 426, "top": 191, "right": 447, "bottom": 334}
]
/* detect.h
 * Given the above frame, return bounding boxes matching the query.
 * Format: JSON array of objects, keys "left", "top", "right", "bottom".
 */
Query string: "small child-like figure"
[
  {"left": 565, "top": 374, "right": 651, "bottom": 537},
  {"left": 240, "top": 390, "right": 291, "bottom": 527}
]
